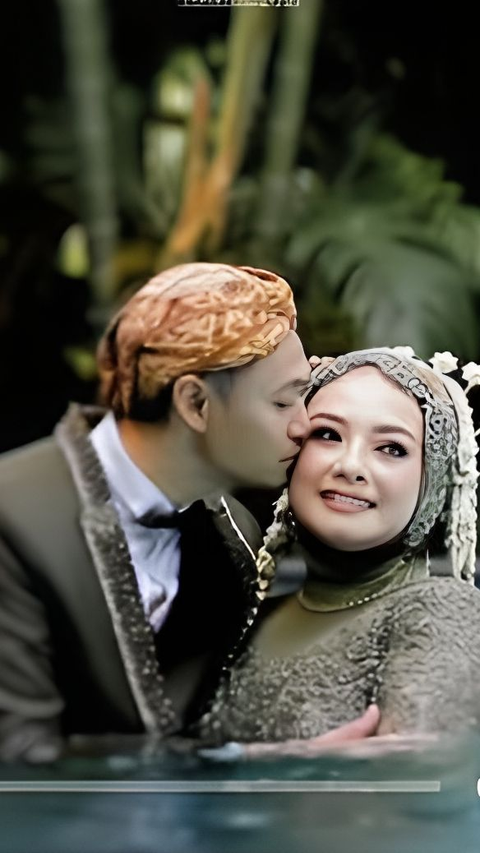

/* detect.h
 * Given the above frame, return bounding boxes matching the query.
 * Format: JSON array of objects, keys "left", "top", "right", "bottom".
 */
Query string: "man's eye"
[
  {"left": 310, "top": 427, "right": 341, "bottom": 441},
  {"left": 273, "top": 402, "right": 291, "bottom": 409},
  {"left": 378, "top": 443, "right": 407, "bottom": 458}
]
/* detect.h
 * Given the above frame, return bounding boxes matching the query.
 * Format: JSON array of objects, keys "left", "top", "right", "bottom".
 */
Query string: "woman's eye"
[
  {"left": 378, "top": 443, "right": 407, "bottom": 458},
  {"left": 310, "top": 427, "right": 341, "bottom": 441},
  {"left": 273, "top": 402, "right": 291, "bottom": 410}
]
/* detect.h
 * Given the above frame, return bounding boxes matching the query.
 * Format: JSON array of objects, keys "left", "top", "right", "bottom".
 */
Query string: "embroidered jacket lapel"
[{"left": 55, "top": 404, "right": 179, "bottom": 737}]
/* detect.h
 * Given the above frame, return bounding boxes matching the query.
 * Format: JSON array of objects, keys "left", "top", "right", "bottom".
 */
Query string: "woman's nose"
[
  {"left": 287, "top": 406, "right": 311, "bottom": 445},
  {"left": 334, "top": 445, "right": 367, "bottom": 483}
]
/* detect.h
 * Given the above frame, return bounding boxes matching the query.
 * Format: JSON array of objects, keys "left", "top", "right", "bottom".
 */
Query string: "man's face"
[{"left": 202, "top": 331, "right": 312, "bottom": 489}]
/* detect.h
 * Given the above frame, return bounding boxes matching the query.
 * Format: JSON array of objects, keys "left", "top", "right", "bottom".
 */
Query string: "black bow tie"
[
  {"left": 137, "top": 509, "right": 184, "bottom": 529},
  {"left": 137, "top": 500, "right": 206, "bottom": 530}
]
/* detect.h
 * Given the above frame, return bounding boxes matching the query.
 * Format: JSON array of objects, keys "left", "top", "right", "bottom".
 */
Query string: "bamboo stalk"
[
  {"left": 57, "top": 0, "right": 119, "bottom": 324},
  {"left": 161, "top": 75, "right": 211, "bottom": 260},
  {"left": 204, "top": 6, "right": 278, "bottom": 251},
  {"left": 163, "top": 7, "right": 278, "bottom": 262},
  {"left": 255, "top": 0, "right": 324, "bottom": 242}
]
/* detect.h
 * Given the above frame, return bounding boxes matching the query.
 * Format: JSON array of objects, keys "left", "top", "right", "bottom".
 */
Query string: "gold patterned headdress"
[{"left": 97, "top": 263, "right": 296, "bottom": 417}]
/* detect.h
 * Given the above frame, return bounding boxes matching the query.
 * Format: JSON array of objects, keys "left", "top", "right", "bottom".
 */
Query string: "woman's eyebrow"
[
  {"left": 372, "top": 424, "right": 417, "bottom": 442},
  {"left": 310, "top": 412, "right": 346, "bottom": 425}
]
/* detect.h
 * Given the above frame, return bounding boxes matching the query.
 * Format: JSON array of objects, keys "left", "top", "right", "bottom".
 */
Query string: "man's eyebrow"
[
  {"left": 310, "top": 413, "right": 417, "bottom": 442},
  {"left": 276, "top": 378, "right": 312, "bottom": 393}
]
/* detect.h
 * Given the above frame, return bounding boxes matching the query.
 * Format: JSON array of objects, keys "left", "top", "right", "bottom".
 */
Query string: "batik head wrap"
[
  {"left": 97, "top": 262, "right": 296, "bottom": 417},
  {"left": 256, "top": 347, "right": 479, "bottom": 588}
]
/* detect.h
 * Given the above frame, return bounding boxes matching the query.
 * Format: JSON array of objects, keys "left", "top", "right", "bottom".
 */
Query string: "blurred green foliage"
[{"left": 2, "top": 0, "right": 480, "bottom": 378}]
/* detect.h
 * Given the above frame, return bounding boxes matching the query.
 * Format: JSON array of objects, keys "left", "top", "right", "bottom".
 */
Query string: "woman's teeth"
[{"left": 324, "top": 492, "right": 372, "bottom": 508}]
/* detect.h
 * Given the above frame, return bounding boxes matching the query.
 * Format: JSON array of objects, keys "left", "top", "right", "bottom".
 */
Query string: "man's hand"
[
  {"left": 320, "top": 732, "right": 439, "bottom": 760},
  {"left": 242, "top": 704, "right": 380, "bottom": 759},
  {"left": 198, "top": 705, "right": 380, "bottom": 762},
  {"left": 309, "top": 355, "right": 335, "bottom": 372},
  {"left": 0, "top": 719, "right": 64, "bottom": 764}
]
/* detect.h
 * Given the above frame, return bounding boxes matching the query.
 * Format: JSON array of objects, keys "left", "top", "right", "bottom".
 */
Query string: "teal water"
[{"left": 0, "top": 734, "right": 478, "bottom": 853}]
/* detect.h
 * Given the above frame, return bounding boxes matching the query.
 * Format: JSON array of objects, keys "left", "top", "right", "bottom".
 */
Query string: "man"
[{"left": 0, "top": 263, "right": 378, "bottom": 761}]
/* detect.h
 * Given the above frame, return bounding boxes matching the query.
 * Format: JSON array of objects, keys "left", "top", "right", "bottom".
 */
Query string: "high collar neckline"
[{"left": 295, "top": 521, "right": 428, "bottom": 612}]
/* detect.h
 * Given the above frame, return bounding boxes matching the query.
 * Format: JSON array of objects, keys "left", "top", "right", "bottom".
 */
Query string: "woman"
[{"left": 199, "top": 348, "right": 480, "bottom": 743}]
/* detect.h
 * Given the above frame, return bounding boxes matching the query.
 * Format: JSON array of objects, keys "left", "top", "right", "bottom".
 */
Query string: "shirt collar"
[{"left": 90, "top": 411, "right": 177, "bottom": 522}]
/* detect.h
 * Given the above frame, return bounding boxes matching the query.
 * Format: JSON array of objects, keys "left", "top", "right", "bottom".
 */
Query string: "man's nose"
[{"left": 287, "top": 406, "right": 311, "bottom": 445}]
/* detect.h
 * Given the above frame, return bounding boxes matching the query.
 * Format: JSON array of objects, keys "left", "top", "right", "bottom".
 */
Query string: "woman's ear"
[{"left": 172, "top": 374, "right": 210, "bottom": 433}]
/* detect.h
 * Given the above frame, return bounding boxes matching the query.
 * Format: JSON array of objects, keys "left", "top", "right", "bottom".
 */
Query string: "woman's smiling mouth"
[{"left": 320, "top": 490, "right": 375, "bottom": 512}]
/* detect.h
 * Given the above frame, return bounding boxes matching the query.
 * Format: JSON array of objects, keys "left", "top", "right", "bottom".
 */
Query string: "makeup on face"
[{"left": 289, "top": 367, "right": 424, "bottom": 551}]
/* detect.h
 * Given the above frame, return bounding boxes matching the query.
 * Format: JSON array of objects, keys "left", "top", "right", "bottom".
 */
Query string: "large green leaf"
[
  {"left": 289, "top": 200, "right": 480, "bottom": 360},
  {"left": 330, "top": 242, "right": 476, "bottom": 358}
]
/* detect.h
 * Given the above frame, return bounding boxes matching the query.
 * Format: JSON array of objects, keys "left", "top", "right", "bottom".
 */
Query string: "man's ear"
[{"left": 172, "top": 374, "right": 210, "bottom": 433}]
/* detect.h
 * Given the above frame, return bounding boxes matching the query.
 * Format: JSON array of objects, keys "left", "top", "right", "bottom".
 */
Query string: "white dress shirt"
[{"left": 90, "top": 412, "right": 182, "bottom": 632}]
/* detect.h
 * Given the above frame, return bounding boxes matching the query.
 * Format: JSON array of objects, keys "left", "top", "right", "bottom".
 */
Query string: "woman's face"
[{"left": 289, "top": 367, "right": 424, "bottom": 551}]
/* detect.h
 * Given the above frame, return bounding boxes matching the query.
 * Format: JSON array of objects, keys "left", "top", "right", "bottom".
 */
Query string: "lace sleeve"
[{"left": 377, "top": 579, "right": 480, "bottom": 735}]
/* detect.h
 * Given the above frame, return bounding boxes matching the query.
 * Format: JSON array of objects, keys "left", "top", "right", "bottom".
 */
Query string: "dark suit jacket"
[{"left": 0, "top": 405, "right": 267, "bottom": 759}]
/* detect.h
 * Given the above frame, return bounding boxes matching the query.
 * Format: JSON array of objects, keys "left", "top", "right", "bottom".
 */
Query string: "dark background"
[
  {"left": 0, "top": 0, "right": 478, "bottom": 451},
  {"left": 1, "top": 2, "right": 476, "bottom": 196}
]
